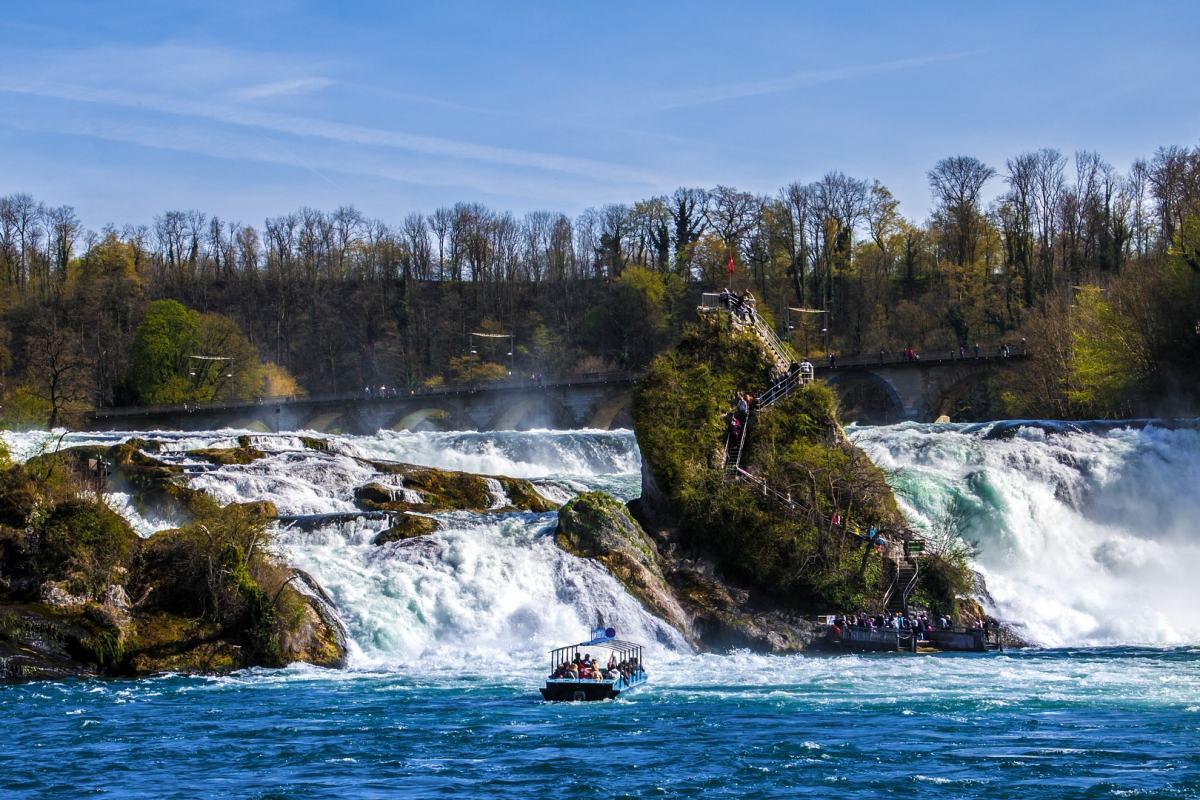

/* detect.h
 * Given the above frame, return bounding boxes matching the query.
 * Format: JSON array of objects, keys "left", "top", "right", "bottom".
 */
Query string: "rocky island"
[{"left": 556, "top": 311, "right": 981, "bottom": 652}]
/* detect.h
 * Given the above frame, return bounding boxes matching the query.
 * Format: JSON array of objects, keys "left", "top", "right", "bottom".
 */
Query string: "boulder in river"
[
  {"left": 555, "top": 492, "right": 693, "bottom": 639},
  {"left": 355, "top": 463, "right": 557, "bottom": 514},
  {"left": 373, "top": 513, "right": 441, "bottom": 544}
]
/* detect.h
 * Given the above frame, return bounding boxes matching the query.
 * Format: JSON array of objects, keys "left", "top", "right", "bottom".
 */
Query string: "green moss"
[
  {"left": 31, "top": 499, "right": 138, "bottom": 598},
  {"left": 497, "top": 477, "right": 557, "bottom": 512},
  {"left": 356, "top": 465, "right": 555, "bottom": 514},
  {"left": 632, "top": 314, "right": 907, "bottom": 612},
  {"left": 190, "top": 446, "right": 265, "bottom": 466},
  {"left": 556, "top": 492, "right": 655, "bottom": 563},
  {"left": 373, "top": 513, "right": 440, "bottom": 544}
]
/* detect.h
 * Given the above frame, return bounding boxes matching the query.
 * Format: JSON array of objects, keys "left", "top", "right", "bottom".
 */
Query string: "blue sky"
[{"left": 1, "top": 1, "right": 1198, "bottom": 229}]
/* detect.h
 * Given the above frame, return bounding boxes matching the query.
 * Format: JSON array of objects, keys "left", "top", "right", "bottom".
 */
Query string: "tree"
[
  {"left": 704, "top": 185, "right": 759, "bottom": 257},
  {"left": 127, "top": 300, "right": 266, "bottom": 404},
  {"left": 668, "top": 187, "right": 708, "bottom": 276},
  {"left": 22, "top": 321, "right": 90, "bottom": 428},
  {"left": 928, "top": 155, "right": 996, "bottom": 266}
]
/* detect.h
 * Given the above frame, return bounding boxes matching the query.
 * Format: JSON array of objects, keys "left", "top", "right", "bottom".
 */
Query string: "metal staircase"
[{"left": 883, "top": 558, "right": 920, "bottom": 615}]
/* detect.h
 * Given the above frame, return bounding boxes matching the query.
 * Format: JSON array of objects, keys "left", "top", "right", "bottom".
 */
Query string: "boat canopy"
[{"left": 547, "top": 627, "right": 644, "bottom": 667}]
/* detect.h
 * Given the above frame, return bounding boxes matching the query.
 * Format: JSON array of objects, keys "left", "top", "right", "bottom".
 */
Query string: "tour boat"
[{"left": 540, "top": 627, "right": 647, "bottom": 701}]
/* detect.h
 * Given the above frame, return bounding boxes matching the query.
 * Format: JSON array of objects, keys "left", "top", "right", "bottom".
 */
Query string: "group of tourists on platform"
[
  {"left": 828, "top": 612, "right": 1000, "bottom": 643},
  {"left": 717, "top": 287, "right": 758, "bottom": 322},
  {"left": 550, "top": 652, "right": 641, "bottom": 682}
]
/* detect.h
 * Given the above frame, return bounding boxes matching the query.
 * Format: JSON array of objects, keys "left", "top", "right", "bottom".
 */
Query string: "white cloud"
[
  {"left": 0, "top": 112, "right": 642, "bottom": 206},
  {"left": 0, "top": 75, "right": 664, "bottom": 187},
  {"left": 659, "top": 51, "right": 978, "bottom": 109},
  {"left": 230, "top": 77, "right": 336, "bottom": 101}
]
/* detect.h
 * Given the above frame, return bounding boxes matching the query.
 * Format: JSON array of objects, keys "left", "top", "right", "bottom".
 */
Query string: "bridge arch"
[
  {"left": 824, "top": 370, "right": 905, "bottom": 424},
  {"left": 926, "top": 369, "right": 1001, "bottom": 422},
  {"left": 298, "top": 410, "right": 349, "bottom": 433},
  {"left": 389, "top": 407, "right": 464, "bottom": 432},
  {"left": 585, "top": 388, "right": 633, "bottom": 430},
  {"left": 487, "top": 395, "right": 575, "bottom": 431}
]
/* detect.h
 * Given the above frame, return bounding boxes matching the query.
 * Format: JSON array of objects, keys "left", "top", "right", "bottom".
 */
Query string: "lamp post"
[
  {"left": 786, "top": 308, "right": 828, "bottom": 358},
  {"left": 468, "top": 332, "right": 515, "bottom": 375}
]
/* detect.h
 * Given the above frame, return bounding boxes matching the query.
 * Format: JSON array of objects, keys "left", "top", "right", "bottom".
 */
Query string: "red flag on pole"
[{"left": 728, "top": 254, "right": 735, "bottom": 275}]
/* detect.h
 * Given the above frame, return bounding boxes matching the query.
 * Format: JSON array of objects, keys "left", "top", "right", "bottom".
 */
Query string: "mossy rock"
[
  {"left": 0, "top": 604, "right": 108, "bottom": 679},
  {"left": 30, "top": 499, "right": 139, "bottom": 600},
  {"left": 235, "top": 500, "right": 279, "bottom": 519},
  {"left": 298, "top": 436, "right": 330, "bottom": 452},
  {"left": 355, "top": 465, "right": 556, "bottom": 514},
  {"left": 630, "top": 312, "right": 937, "bottom": 615},
  {"left": 190, "top": 446, "right": 265, "bottom": 466},
  {"left": 123, "top": 612, "right": 237, "bottom": 675},
  {"left": 373, "top": 514, "right": 440, "bottom": 544},
  {"left": 274, "top": 582, "right": 347, "bottom": 669},
  {"left": 555, "top": 492, "right": 691, "bottom": 637}
]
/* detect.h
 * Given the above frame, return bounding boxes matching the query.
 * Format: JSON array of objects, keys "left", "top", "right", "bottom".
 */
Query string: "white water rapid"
[
  {"left": 4, "top": 419, "right": 1198, "bottom": 657},
  {"left": 0, "top": 428, "right": 683, "bottom": 668},
  {"left": 851, "top": 420, "right": 1200, "bottom": 648}
]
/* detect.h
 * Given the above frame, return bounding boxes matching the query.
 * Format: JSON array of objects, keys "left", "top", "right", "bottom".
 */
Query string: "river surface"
[{"left": 3, "top": 423, "right": 1199, "bottom": 799}]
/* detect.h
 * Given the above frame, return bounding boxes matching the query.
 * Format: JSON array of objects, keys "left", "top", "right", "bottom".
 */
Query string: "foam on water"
[
  {"left": 277, "top": 512, "right": 686, "bottom": 669},
  {"left": 336, "top": 428, "right": 640, "bottom": 478},
  {"left": 7, "top": 421, "right": 1199, "bottom": 657},
  {"left": 851, "top": 421, "right": 1200, "bottom": 648},
  {"left": 5, "top": 426, "right": 664, "bottom": 666}
]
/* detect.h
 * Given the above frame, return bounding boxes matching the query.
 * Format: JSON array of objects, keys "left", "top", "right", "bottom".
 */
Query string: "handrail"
[
  {"left": 749, "top": 314, "right": 797, "bottom": 371},
  {"left": 814, "top": 350, "right": 1028, "bottom": 371},
  {"left": 881, "top": 563, "right": 900, "bottom": 612},
  {"left": 902, "top": 558, "right": 920, "bottom": 612}
]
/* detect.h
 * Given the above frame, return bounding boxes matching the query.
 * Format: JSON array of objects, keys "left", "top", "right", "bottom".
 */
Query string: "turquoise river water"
[{"left": 2, "top": 423, "right": 1198, "bottom": 799}]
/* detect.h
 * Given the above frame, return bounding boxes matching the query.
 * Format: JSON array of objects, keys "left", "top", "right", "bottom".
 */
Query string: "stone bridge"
[
  {"left": 85, "top": 353, "right": 1025, "bottom": 434},
  {"left": 815, "top": 350, "right": 1027, "bottom": 423},
  {"left": 86, "top": 373, "right": 639, "bottom": 435}
]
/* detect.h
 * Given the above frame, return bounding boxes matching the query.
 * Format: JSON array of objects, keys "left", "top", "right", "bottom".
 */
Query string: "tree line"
[{"left": 1, "top": 143, "right": 1198, "bottom": 425}]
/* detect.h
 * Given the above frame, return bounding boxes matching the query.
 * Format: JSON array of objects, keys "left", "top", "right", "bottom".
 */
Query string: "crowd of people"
[
  {"left": 363, "top": 384, "right": 400, "bottom": 399},
  {"left": 717, "top": 287, "right": 758, "bottom": 322},
  {"left": 550, "top": 652, "right": 643, "bottom": 683},
  {"left": 828, "top": 612, "right": 1000, "bottom": 643}
]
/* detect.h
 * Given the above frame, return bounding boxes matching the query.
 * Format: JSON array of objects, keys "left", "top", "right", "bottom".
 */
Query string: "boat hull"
[{"left": 540, "top": 676, "right": 646, "bottom": 702}]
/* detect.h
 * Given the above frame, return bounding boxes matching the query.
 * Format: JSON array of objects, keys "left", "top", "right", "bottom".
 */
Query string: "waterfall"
[
  {"left": 850, "top": 421, "right": 1200, "bottom": 647},
  {"left": 0, "top": 428, "right": 683, "bottom": 667}
]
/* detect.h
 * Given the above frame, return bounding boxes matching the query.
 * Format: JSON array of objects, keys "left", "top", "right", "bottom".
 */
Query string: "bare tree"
[
  {"left": 25, "top": 321, "right": 91, "bottom": 428},
  {"left": 668, "top": 187, "right": 708, "bottom": 276},
  {"left": 928, "top": 155, "right": 996, "bottom": 266}
]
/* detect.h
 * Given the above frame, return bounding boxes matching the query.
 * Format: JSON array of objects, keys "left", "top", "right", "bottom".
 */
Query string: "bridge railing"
[
  {"left": 90, "top": 370, "right": 641, "bottom": 419},
  {"left": 812, "top": 349, "right": 1028, "bottom": 371}
]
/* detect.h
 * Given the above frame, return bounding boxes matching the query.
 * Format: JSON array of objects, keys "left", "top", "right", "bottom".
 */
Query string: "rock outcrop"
[
  {"left": 0, "top": 455, "right": 346, "bottom": 681},
  {"left": 373, "top": 513, "right": 441, "bottom": 544},
  {"left": 555, "top": 492, "right": 692, "bottom": 640},
  {"left": 551, "top": 310, "right": 977, "bottom": 653},
  {"left": 355, "top": 463, "right": 556, "bottom": 514},
  {"left": 556, "top": 490, "right": 818, "bottom": 653}
]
